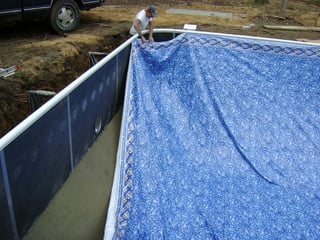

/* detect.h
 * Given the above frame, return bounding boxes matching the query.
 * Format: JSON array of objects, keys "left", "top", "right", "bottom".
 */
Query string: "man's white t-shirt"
[{"left": 130, "top": 9, "right": 153, "bottom": 35}]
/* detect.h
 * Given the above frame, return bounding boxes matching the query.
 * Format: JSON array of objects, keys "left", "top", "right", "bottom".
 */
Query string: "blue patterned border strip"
[
  {"left": 114, "top": 83, "right": 135, "bottom": 239},
  {"left": 138, "top": 33, "right": 320, "bottom": 58}
]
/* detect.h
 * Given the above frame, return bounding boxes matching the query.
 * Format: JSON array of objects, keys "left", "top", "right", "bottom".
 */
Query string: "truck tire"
[{"left": 49, "top": 0, "right": 80, "bottom": 33}]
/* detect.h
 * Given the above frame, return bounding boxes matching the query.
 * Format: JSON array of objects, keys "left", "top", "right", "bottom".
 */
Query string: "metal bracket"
[
  {"left": 0, "top": 66, "right": 19, "bottom": 78},
  {"left": 27, "top": 90, "right": 56, "bottom": 112},
  {"left": 89, "top": 52, "right": 108, "bottom": 67}
]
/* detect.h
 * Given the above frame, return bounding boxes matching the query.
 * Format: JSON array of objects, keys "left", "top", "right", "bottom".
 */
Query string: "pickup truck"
[{"left": 0, "top": 0, "right": 105, "bottom": 33}]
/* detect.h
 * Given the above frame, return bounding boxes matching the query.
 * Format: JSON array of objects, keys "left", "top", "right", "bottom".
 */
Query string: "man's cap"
[{"left": 148, "top": 5, "right": 157, "bottom": 17}]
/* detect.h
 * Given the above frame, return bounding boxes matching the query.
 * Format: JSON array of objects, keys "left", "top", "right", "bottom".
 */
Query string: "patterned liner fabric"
[{"left": 113, "top": 33, "right": 320, "bottom": 239}]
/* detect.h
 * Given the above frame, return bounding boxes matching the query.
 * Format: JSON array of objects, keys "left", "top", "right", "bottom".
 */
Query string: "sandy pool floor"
[{"left": 24, "top": 109, "right": 122, "bottom": 240}]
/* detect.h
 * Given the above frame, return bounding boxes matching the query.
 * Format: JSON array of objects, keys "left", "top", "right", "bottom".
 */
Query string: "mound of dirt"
[{"left": 0, "top": 0, "right": 319, "bottom": 137}]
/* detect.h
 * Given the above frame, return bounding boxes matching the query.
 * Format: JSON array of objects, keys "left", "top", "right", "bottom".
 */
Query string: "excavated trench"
[{"left": 0, "top": 31, "right": 128, "bottom": 137}]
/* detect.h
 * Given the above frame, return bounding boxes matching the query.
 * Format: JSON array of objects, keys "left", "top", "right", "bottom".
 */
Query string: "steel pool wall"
[{"left": 0, "top": 37, "right": 132, "bottom": 240}]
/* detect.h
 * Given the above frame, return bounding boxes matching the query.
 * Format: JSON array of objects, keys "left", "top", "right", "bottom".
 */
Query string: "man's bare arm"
[
  {"left": 148, "top": 21, "right": 154, "bottom": 42},
  {"left": 134, "top": 19, "right": 146, "bottom": 42}
]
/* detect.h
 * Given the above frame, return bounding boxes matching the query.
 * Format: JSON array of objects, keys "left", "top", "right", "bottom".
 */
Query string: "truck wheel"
[{"left": 49, "top": 0, "right": 80, "bottom": 33}]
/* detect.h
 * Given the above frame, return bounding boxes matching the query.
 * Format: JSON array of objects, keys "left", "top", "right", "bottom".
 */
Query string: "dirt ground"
[{"left": 0, "top": 0, "right": 320, "bottom": 137}]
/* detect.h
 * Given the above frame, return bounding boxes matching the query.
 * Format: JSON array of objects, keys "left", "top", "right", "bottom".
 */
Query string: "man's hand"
[{"left": 141, "top": 35, "right": 147, "bottom": 43}]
